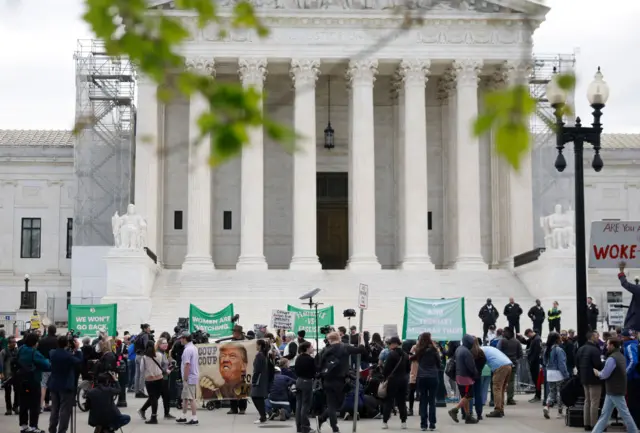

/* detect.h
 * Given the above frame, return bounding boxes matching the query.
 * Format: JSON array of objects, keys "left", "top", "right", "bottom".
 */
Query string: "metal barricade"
[
  {"left": 0, "top": 320, "right": 27, "bottom": 337},
  {"left": 515, "top": 354, "right": 536, "bottom": 394}
]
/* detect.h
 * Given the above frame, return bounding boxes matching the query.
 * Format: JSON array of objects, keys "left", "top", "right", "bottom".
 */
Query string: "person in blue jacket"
[
  {"left": 266, "top": 367, "right": 295, "bottom": 421},
  {"left": 621, "top": 329, "right": 639, "bottom": 427},
  {"left": 48, "top": 335, "right": 83, "bottom": 433},
  {"left": 616, "top": 262, "right": 640, "bottom": 330},
  {"left": 17, "top": 332, "right": 51, "bottom": 433},
  {"left": 127, "top": 337, "right": 137, "bottom": 393}
]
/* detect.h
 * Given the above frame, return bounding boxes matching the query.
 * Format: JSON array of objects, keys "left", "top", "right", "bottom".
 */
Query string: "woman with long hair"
[
  {"left": 155, "top": 337, "right": 175, "bottom": 420},
  {"left": 469, "top": 338, "right": 487, "bottom": 420},
  {"left": 138, "top": 341, "right": 166, "bottom": 424},
  {"left": 251, "top": 339, "right": 271, "bottom": 424},
  {"left": 410, "top": 332, "right": 441, "bottom": 431},
  {"left": 543, "top": 332, "right": 569, "bottom": 419}
]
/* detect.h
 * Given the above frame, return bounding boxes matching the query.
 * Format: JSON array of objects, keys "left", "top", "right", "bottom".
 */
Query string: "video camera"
[
  {"left": 67, "top": 329, "right": 81, "bottom": 351},
  {"left": 191, "top": 329, "right": 210, "bottom": 344},
  {"left": 320, "top": 325, "right": 332, "bottom": 335}
]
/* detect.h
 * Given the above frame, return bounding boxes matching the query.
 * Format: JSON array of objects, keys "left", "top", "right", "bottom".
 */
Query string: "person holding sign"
[{"left": 617, "top": 261, "right": 640, "bottom": 331}]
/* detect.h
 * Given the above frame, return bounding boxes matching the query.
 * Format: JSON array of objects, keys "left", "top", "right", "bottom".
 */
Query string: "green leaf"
[
  {"left": 494, "top": 122, "right": 530, "bottom": 171},
  {"left": 556, "top": 73, "right": 576, "bottom": 91},
  {"left": 473, "top": 112, "right": 497, "bottom": 136}
]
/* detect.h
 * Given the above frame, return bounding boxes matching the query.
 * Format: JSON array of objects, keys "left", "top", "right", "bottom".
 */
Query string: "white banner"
[
  {"left": 270, "top": 309, "right": 295, "bottom": 330},
  {"left": 589, "top": 221, "right": 640, "bottom": 268}
]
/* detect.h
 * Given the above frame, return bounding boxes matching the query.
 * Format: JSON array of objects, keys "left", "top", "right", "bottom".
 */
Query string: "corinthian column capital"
[
  {"left": 503, "top": 60, "right": 533, "bottom": 85},
  {"left": 346, "top": 59, "right": 378, "bottom": 85},
  {"left": 453, "top": 59, "right": 483, "bottom": 87},
  {"left": 398, "top": 59, "right": 431, "bottom": 88},
  {"left": 185, "top": 56, "right": 215, "bottom": 77},
  {"left": 238, "top": 58, "right": 268, "bottom": 87},
  {"left": 290, "top": 59, "right": 320, "bottom": 89}
]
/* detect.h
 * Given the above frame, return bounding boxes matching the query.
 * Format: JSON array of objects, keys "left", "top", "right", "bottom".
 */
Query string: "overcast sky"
[{"left": 0, "top": 0, "right": 638, "bottom": 132}]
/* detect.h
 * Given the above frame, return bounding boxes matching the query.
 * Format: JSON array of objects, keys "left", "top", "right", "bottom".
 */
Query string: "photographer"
[
  {"left": 38, "top": 325, "right": 58, "bottom": 412},
  {"left": 317, "top": 332, "right": 368, "bottom": 433},
  {"left": 134, "top": 324, "right": 152, "bottom": 399},
  {"left": 0, "top": 336, "right": 19, "bottom": 415},
  {"left": 48, "top": 335, "right": 82, "bottom": 433},
  {"left": 87, "top": 372, "right": 130, "bottom": 432}
]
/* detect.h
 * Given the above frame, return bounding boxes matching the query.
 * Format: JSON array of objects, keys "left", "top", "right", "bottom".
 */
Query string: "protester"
[
  {"left": 591, "top": 338, "right": 638, "bottom": 433},
  {"left": 0, "top": 336, "right": 19, "bottom": 415},
  {"left": 448, "top": 334, "right": 478, "bottom": 424},
  {"left": 497, "top": 327, "right": 521, "bottom": 405},
  {"left": 542, "top": 332, "right": 569, "bottom": 419},
  {"left": 176, "top": 332, "right": 199, "bottom": 425},
  {"left": 48, "top": 336, "right": 82, "bottom": 433},
  {"left": 294, "top": 342, "right": 315, "bottom": 433},
  {"left": 251, "top": 339, "right": 271, "bottom": 425},
  {"left": 17, "top": 332, "right": 51, "bottom": 433},
  {"left": 576, "top": 330, "right": 604, "bottom": 430},
  {"left": 621, "top": 329, "right": 640, "bottom": 427},
  {"left": 519, "top": 328, "right": 542, "bottom": 402},
  {"left": 87, "top": 372, "right": 131, "bottom": 432},
  {"left": 481, "top": 345, "right": 512, "bottom": 418},
  {"left": 37, "top": 325, "right": 57, "bottom": 413},
  {"left": 381, "top": 336, "right": 409, "bottom": 430},
  {"left": 617, "top": 261, "right": 640, "bottom": 331},
  {"left": 137, "top": 341, "right": 165, "bottom": 424},
  {"left": 155, "top": 338, "right": 175, "bottom": 420},
  {"left": 410, "top": 333, "right": 440, "bottom": 431},
  {"left": 586, "top": 297, "right": 599, "bottom": 331},
  {"left": 560, "top": 330, "right": 576, "bottom": 377}
]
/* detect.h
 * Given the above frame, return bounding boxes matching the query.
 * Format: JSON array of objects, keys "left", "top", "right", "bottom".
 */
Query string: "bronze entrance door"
[{"left": 316, "top": 173, "right": 349, "bottom": 270}]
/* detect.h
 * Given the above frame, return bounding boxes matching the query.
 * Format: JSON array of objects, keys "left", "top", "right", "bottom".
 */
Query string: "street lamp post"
[
  {"left": 24, "top": 274, "right": 30, "bottom": 292},
  {"left": 546, "top": 67, "right": 610, "bottom": 347}
]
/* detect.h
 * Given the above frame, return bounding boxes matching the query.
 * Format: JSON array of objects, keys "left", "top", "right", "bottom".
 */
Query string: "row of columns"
[{"left": 136, "top": 57, "right": 533, "bottom": 271}]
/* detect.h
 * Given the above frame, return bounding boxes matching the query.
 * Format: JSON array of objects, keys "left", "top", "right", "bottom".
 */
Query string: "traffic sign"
[{"left": 358, "top": 284, "right": 368, "bottom": 310}]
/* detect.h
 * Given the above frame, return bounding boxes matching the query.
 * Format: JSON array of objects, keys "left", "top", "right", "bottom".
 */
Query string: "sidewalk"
[{"left": 0, "top": 394, "right": 626, "bottom": 433}]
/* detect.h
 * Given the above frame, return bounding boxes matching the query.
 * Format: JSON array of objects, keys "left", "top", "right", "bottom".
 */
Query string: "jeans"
[
  {"left": 592, "top": 395, "right": 638, "bottom": 433},
  {"left": 529, "top": 360, "right": 541, "bottom": 399},
  {"left": 127, "top": 359, "right": 136, "bottom": 390},
  {"left": 4, "top": 380, "right": 19, "bottom": 410},
  {"left": 628, "top": 378, "right": 640, "bottom": 428},
  {"left": 417, "top": 377, "right": 438, "bottom": 429},
  {"left": 48, "top": 390, "right": 75, "bottom": 433},
  {"left": 141, "top": 379, "right": 164, "bottom": 416},
  {"left": 265, "top": 399, "right": 291, "bottom": 417},
  {"left": 135, "top": 357, "right": 145, "bottom": 393},
  {"left": 252, "top": 397, "right": 267, "bottom": 422},
  {"left": 508, "top": 319, "right": 520, "bottom": 334},
  {"left": 295, "top": 378, "right": 313, "bottom": 433},
  {"left": 160, "top": 379, "right": 170, "bottom": 416},
  {"left": 471, "top": 379, "right": 484, "bottom": 417},
  {"left": 545, "top": 379, "right": 564, "bottom": 411},
  {"left": 19, "top": 383, "right": 41, "bottom": 428},
  {"left": 583, "top": 384, "right": 603, "bottom": 428},
  {"left": 382, "top": 379, "right": 408, "bottom": 424},
  {"left": 110, "top": 414, "right": 131, "bottom": 430},
  {"left": 479, "top": 376, "right": 491, "bottom": 405},
  {"left": 408, "top": 382, "right": 417, "bottom": 412},
  {"left": 320, "top": 380, "right": 346, "bottom": 432},
  {"left": 492, "top": 365, "right": 511, "bottom": 412}
]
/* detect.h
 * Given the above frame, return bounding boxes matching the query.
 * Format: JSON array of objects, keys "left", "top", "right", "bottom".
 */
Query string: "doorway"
[{"left": 317, "top": 172, "right": 349, "bottom": 270}]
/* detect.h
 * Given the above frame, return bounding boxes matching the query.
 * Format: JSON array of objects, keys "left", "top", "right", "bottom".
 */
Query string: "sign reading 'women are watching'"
[{"left": 589, "top": 221, "right": 640, "bottom": 268}]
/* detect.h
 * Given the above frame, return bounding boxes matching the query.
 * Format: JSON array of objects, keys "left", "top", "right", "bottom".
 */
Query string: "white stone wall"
[
  {"left": 161, "top": 73, "right": 494, "bottom": 269},
  {"left": 0, "top": 147, "right": 74, "bottom": 313}
]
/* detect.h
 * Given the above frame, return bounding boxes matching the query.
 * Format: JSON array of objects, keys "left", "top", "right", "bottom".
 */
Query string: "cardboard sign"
[
  {"left": 589, "top": 221, "right": 640, "bottom": 268},
  {"left": 270, "top": 309, "right": 295, "bottom": 330},
  {"left": 358, "top": 284, "right": 369, "bottom": 310}
]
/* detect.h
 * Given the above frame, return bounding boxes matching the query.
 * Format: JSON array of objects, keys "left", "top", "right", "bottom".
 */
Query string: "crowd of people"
[{"left": 0, "top": 312, "right": 638, "bottom": 433}]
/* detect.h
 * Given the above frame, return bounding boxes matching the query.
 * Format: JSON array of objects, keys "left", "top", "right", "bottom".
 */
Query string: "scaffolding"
[
  {"left": 530, "top": 53, "right": 577, "bottom": 248},
  {"left": 73, "top": 40, "right": 135, "bottom": 246}
]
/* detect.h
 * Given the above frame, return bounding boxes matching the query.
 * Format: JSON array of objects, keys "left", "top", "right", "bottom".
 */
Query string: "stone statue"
[
  {"left": 540, "top": 204, "right": 575, "bottom": 250},
  {"left": 112, "top": 204, "right": 148, "bottom": 250}
]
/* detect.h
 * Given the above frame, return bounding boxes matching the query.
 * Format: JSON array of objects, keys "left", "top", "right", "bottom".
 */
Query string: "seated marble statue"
[
  {"left": 540, "top": 204, "right": 575, "bottom": 250},
  {"left": 111, "top": 204, "right": 148, "bottom": 250}
]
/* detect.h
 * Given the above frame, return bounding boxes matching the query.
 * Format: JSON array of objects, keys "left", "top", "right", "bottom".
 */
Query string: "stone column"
[
  {"left": 504, "top": 60, "right": 534, "bottom": 264},
  {"left": 453, "top": 59, "right": 486, "bottom": 270},
  {"left": 133, "top": 73, "right": 161, "bottom": 254},
  {"left": 437, "top": 76, "right": 451, "bottom": 268},
  {"left": 391, "top": 74, "right": 405, "bottom": 266},
  {"left": 182, "top": 57, "right": 215, "bottom": 271},
  {"left": 45, "top": 180, "right": 63, "bottom": 274},
  {"left": 445, "top": 69, "right": 458, "bottom": 268},
  {"left": 289, "top": 59, "right": 321, "bottom": 270},
  {"left": 398, "top": 59, "right": 434, "bottom": 269},
  {"left": 237, "top": 58, "right": 268, "bottom": 270},
  {"left": 0, "top": 181, "right": 16, "bottom": 274},
  {"left": 346, "top": 59, "right": 380, "bottom": 270}
]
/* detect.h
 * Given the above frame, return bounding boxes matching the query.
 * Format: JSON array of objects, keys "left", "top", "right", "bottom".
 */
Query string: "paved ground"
[{"left": 0, "top": 394, "right": 627, "bottom": 433}]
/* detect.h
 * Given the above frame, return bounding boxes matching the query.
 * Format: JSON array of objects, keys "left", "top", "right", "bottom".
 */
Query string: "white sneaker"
[
  {"left": 254, "top": 419, "right": 267, "bottom": 425},
  {"left": 401, "top": 422, "right": 408, "bottom": 430},
  {"left": 382, "top": 423, "right": 389, "bottom": 430}
]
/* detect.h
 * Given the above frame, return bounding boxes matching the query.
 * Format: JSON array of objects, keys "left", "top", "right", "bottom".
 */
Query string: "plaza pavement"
[{"left": 0, "top": 394, "right": 626, "bottom": 433}]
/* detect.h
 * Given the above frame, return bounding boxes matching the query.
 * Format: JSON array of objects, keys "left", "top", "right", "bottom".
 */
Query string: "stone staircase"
[{"left": 148, "top": 269, "right": 537, "bottom": 336}]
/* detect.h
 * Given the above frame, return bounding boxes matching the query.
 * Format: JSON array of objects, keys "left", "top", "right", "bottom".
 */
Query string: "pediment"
[{"left": 148, "top": 0, "right": 548, "bottom": 15}]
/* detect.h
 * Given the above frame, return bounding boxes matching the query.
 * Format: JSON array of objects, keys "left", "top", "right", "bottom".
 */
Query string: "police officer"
[{"left": 547, "top": 301, "right": 561, "bottom": 333}]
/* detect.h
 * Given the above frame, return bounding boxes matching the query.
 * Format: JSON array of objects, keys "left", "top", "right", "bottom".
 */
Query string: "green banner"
[
  {"left": 402, "top": 297, "right": 466, "bottom": 341},
  {"left": 286, "top": 305, "right": 334, "bottom": 340},
  {"left": 189, "top": 303, "right": 234, "bottom": 339},
  {"left": 68, "top": 304, "right": 118, "bottom": 338}
]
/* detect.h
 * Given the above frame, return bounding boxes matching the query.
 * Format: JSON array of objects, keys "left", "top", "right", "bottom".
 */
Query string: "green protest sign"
[
  {"left": 189, "top": 303, "right": 234, "bottom": 339},
  {"left": 68, "top": 304, "right": 118, "bottom": 337},
  {"left": 402, "top": 297, "right": 466, "bottom": 341},
  {"left": 286, "top": 305, "right": 334, "bottom": 340}
]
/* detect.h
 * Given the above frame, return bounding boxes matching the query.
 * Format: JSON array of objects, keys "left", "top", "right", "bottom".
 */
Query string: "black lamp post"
[
  {"left": 547, "top": 67, "right": 610, "bottom": 347},
  {"left": 324, "top": 76, "right": 335, "bottom": 150},
  {"left": 24, "top": 274, "right": 30, "bottom": 292}
]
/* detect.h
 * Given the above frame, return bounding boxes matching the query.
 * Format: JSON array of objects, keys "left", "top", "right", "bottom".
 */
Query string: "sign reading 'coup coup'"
[
  {"left": 589, "top": 221, "right": 640, "bottom": 268},
  {"left": 402, "top": 297, "right": 465, "bottom": 341}
]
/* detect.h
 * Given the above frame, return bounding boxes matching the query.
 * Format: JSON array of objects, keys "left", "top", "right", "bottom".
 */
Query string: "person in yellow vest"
[
  {"left": 548, "top": 302, "right": 562, "bottom": 333},
  {"left": 30, "top": 310, "right": 41, "bottom": 331}
]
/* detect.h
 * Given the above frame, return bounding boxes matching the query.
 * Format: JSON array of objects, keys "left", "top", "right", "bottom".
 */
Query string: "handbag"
[{"left": 377, "top": 354, "right": 405, "bottom": 399}]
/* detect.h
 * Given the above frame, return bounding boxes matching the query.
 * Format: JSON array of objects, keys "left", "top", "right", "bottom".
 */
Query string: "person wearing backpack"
[
  {"left": 134, "top": 325, "right": 151, "bottom": 399},
  {"left": 316, "top": 332, "right": 368, "bottom": 433},
  {"left": 380, "top": 336, "right": 410, "bottom": 430},
  {"left": 0, "top": 336, "right": 20, "bottom": 415},
  {"left": 16, "top": 332, "right": 50, "bottom": 433}
]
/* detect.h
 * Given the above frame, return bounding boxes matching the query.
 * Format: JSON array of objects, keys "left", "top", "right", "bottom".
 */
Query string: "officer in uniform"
[{"left": 547, "top": 301, "right": 562, "bottom": 333}]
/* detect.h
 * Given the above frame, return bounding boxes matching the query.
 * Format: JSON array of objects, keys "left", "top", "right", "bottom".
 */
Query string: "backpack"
[
  {"left": 444, "top": 357, "right": 456, "bottom": 381},
  {"left": 14, "top": 348, "right": 37, "bottom": 390},
  {"left": 319, "top": 352, "right": 341, "bottom": 379},
  {"left": 134, "top": 335, "right": 146, "bottom": 353}
]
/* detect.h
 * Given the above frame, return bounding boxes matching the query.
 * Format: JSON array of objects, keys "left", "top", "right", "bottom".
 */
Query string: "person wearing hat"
[
  {"left": 478, "top": 299, "right": 499, "bottom": 342},
  {"left": 380, "top": 336, "right": 409, "bottom": 429}
]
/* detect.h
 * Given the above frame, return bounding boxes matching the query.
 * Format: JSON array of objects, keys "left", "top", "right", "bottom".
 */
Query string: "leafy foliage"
[{"left": 82, "top": 0, "right": 290, "bottom": 164}]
